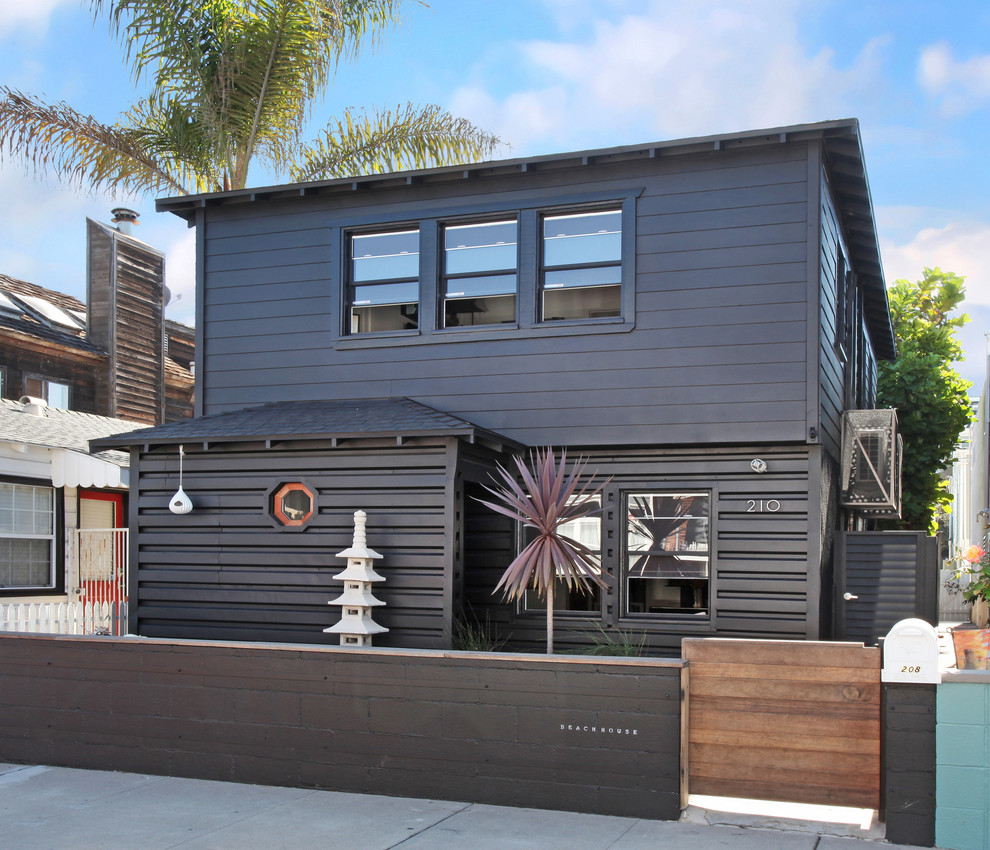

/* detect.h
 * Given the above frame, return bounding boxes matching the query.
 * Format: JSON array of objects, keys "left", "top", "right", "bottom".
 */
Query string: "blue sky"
[{"left": 1, "top": 0, "right": 989, "bottom": 383}]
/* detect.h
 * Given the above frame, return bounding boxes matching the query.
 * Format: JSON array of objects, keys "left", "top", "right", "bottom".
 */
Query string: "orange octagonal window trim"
[{"left": 273, "top": 482, "right": 315, "bottom": 527}]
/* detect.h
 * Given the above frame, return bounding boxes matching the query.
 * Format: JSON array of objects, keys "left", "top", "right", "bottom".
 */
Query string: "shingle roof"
[
  {"left": 0, "top": 398, "right": 149, "bottom": 466},
  {"left": 91, "top": 397, "right": 516, "bottom": 450}
]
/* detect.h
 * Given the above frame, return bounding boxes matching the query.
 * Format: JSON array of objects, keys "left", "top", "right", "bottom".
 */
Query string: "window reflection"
[
  {"left": 443, "top": 219, "right": 517, "bottom": 327},
  {"left": 541, "top": 209, "right": 621, "bottom": 321},
  {"left": 349, "top": 229, "right": 419, "bottom": 333},
  {"left": 625, "top": 492, "right": 710, "bottom": 616}
]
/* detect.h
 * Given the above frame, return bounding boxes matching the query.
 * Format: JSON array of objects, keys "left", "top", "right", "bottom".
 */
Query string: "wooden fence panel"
[{"left": 683, "top": 637, "right": 881, "bottom": 808}]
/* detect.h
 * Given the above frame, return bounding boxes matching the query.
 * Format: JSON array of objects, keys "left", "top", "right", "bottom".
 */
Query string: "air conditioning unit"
[{"left": 840, "top": 409, "right": 902, "bottom": 516}]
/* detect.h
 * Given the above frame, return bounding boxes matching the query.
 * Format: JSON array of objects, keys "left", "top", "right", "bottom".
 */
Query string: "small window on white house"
[
  {"left": 348, "top": 229, "right": 419, "bottom": 334},
  {"left": 541, "top": 209, "right": 622, "bottom": 321},
  {"left": 0, "top": 482, "right": 56, "bottom": 591}
]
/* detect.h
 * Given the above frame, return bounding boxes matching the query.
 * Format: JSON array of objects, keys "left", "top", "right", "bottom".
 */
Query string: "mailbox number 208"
[{"left": 746, "top": 499, "right": 781, "bottom": 513}]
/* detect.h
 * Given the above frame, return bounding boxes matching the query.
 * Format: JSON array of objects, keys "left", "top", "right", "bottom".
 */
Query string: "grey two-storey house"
[{"left": 97, "top": 118, "right": 902, "bottom": 653}]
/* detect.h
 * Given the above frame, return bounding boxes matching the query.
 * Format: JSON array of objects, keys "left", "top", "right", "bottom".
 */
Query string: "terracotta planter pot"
[{"left": 952, "top": 625, "right": 990, "bottom": 669}]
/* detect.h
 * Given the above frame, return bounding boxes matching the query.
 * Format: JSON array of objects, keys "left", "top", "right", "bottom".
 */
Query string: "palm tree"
[
  {"left": 476, "top": 448, "right": 610, "bottom": 654},
  {"left": 0, "top": 1, "right": 499, "bottom": 196}
]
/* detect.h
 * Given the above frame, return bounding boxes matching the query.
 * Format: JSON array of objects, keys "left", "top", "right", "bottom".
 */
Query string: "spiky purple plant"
[{"left": 476, "top": 447, "right": 611, "bottom": 654}]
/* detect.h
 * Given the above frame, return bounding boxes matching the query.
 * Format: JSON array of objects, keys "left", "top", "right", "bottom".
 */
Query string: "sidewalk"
[{"left": 1, "top": 763, "right": 926, "bottom": 849}]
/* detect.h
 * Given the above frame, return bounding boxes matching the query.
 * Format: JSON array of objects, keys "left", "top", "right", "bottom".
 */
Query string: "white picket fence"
[{"left": 0, "top": 600, "right": 128, "bottom": 636}]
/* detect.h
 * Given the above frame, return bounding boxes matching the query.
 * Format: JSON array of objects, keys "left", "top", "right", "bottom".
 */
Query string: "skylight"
[{"left": 15, "top": 293, "right": 86, "bottom": 330}]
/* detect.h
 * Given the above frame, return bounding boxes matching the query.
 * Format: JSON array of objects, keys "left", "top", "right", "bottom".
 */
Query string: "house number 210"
[{"left": 746, "top": 499, "right": 781, "bottom": 513}]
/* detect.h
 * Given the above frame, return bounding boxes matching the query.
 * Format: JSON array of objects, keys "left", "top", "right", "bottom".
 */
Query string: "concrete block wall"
[
  {"left": 0, "top": 634, "right": 686, "bottom": 820},
  {"left": 936, "top": 680, "right": 990, "bottom": 850}
]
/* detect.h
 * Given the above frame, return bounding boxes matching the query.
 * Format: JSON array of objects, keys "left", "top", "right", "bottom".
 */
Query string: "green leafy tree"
[
  {"left": 0, "top": 0, "right": 498, "bottom": 196},
  {"left": 876, "top": 267, "right": 973, "bottom": 532}
]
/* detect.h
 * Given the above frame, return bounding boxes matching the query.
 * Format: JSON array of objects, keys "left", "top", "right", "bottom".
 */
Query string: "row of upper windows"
[{"left": 345, "top": 206, "right": 624, "bottom": 335}]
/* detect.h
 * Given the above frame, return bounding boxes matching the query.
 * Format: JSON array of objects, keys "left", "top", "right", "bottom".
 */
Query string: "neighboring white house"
[
  {"left": 0, "top": 397, "right": 148, "bottom": 607},
  {"left": 944, "top": 347, "right": 989, "bottom": 618}
]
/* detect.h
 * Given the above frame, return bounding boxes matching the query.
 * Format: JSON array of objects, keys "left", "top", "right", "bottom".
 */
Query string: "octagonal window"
[{"left": 272, "top": 482, "right": 315, "bottom": 527}]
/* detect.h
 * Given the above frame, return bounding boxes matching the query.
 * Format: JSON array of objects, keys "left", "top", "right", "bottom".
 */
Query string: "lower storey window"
[
  {"left": 625, "top": 491, "right": 709, "bottom": 616},
  {"left": 0, "top": 482, "right": 56, "bottom": 590},
  {"left": 523, "top": 498, "right": 601, "bottom": 612}
]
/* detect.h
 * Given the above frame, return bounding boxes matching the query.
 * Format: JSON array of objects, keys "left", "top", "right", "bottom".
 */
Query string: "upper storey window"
[
  {"left": 349, "top": 229, "right": 419, "bottom": 334},
  {"left": 541, "top": 209, "right": 622, "bottom": 321},
  {"left": 442, "top": 219, "right": 518, "bottom": 328}
]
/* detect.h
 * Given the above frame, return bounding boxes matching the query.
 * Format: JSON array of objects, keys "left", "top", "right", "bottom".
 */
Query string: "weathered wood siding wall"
[
  {"left": 130, "top": 439, "right": 459, "bottom": 647},
  {"left": 464, "top": 445, "right": 821, "bottom": 653},
  {"left": 197, "top": 143, "right": 814, "bottom": 448},
  {"left": 87, "top": 221, "right": 167, "bottom": 425},
  {"left": 0, "top": 342, "right": 100, "bottom": 412}
]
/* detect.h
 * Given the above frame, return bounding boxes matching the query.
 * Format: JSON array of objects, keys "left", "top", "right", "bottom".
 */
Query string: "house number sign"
[{"left": 746, "top": 499, "right": 782, "bottom": 513}]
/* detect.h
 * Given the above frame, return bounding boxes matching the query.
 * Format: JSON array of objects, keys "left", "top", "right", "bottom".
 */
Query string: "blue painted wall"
[{"left": 937, "top": 681, "right": 990, "bottom": 850}]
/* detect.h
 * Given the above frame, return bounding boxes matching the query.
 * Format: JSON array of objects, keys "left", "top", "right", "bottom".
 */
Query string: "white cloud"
[
  {"left": 0, "top": 0, "right": 73, "bottom": 35},
  {"left": 918, "top": 41, "right": 990, "bottom": 116},
  {"left": 450, "top": 0, "right": 889, "bottom": 154},
  {"left": 164, "top": 230, "right": 197, "bottom": 326},
  {"left": 879, "top": 214, "right": 990, "bottom": 387},
  {"left": 880, "top": 218, "right": 990, "bottom": 307}
]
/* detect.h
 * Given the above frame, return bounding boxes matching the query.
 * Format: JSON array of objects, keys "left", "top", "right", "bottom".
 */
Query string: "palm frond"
[
  {"left": 121, "top": 95, "right": 225, "bottom": 193},
  {"left": 289, "top": 103, "right": 500, "bottom": 181},
  {"left": 0, "top": 87, "right": 187, "bottom": 196}
]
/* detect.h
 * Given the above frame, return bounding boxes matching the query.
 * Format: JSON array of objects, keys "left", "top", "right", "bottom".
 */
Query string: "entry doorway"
[{"left": 78, "top": 491, "right": 127, "bottom": 609}]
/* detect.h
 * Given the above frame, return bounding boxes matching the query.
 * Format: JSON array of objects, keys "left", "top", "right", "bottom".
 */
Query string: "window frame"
[
  {"left": 440, "top": 216, "right": 519, "bottom": 329},
  {"left": 24, "top": 375, "right": 71, "bottom": 409},
  {"left": 539, "top": 206, "right": 623, "bottom": 323},
  {"left": 331, "top": 189, "right": 639, "bottom": 349},
  {"left": 0, "top": 477, "right": 63, "bottom": 595},
  {"left": 344, "top": 225, "right": 422, "bottom": 337},
  {"left": 266, "top": 480, "right": 318, "bottom": 531},
  {"left": 518, "top": 494, "right": 604, "bottom": 617},
  {"left": 619, "top": 488, "right": 716, "bottom": 627}
]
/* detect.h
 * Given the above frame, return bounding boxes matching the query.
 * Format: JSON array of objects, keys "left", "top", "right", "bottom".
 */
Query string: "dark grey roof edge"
[
  {"left": 90, "top": 398, "right": 522, "bottom": 453},
  {"left": 156, "top": 118, "right": 862, "bottom": 216}
]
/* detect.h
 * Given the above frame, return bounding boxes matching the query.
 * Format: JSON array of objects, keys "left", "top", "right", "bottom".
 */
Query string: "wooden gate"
[{"left": 684, "top": 638, "right": 881, "bottom": 808}]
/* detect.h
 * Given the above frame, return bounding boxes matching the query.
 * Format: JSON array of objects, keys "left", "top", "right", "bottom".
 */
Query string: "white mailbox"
[{"left": 882, "top": 618, "right": 940, "bottom": 684}]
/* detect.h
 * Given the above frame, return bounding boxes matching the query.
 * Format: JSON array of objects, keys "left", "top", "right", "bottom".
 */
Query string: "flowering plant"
[{"left": 952, "top": 545, "right": 990, "bottom": 603}]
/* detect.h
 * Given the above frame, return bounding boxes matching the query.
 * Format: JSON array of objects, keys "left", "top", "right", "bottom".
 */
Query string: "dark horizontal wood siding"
[
  {"left": 818, "top": 170, "right": 846, "bottom": 460},
  {"left": 197, "top": 143, "right": 813, "bottom": 447},
  {"left": 129, "top": 439, "right": 461, "bottom": 648},
  {"left": 464, "top": 444, "right": 821, "bottom": 653}
]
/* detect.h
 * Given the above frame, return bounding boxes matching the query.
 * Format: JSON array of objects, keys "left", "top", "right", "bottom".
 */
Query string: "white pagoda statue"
[{"left": 325, "top": 510, "right": 388, "bottom": 646}]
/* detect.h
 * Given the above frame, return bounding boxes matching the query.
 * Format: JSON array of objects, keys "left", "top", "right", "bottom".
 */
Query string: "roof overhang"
[
  {"left": 51, "top": 449, "right": 128, "bottom": 488},
  {"left": 156, "top": 118, "right": 894, "bottom": 360},
  {"left": 1, "top": 441, "right": 128, "bottom": 489}
]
